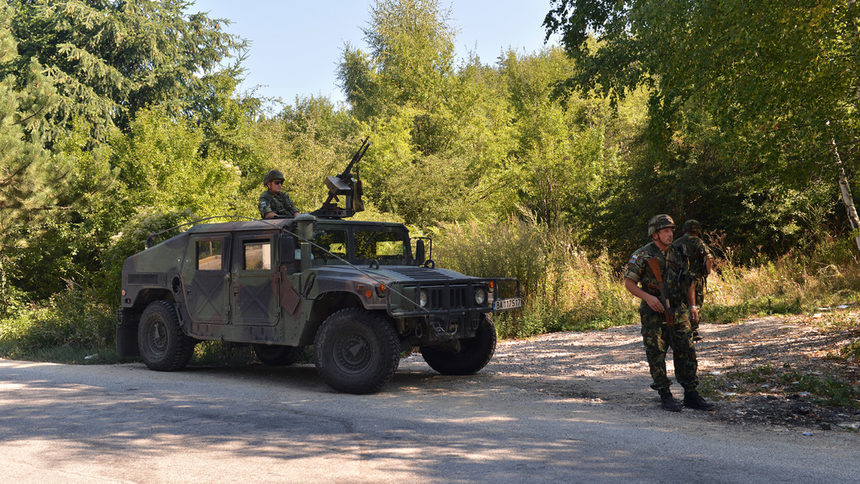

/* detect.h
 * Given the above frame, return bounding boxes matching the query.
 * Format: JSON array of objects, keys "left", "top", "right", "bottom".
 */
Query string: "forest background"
[{"left": 0, "top": 0, "right": 858, "bottom": 361}]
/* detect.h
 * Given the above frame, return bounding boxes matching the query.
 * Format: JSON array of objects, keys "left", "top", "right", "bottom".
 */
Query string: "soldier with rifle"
[
  {"left": 624, "top": 214, "right": 713, "bottom": 412},
  {"left": 673, "top": 219, "right": 714, "bottom": 341}
]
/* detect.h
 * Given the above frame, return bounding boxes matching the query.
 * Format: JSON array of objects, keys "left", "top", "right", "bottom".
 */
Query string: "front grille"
[
  {"left": 425, "top": 285, "right": 469, "bottom": 309},
  {"left": 388, "top": 280, "right": 492, "bottom": 318}
]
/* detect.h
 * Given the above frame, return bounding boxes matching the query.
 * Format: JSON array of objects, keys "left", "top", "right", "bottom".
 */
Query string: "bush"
[
  {"left": 0, "top": 286, "right": 114, "bottom": 361},
  {"left": 435, "top": 216, "right": 637, "bottom": 338},
  {"left": 704, "top": 236, "right": 860, "bottom": 323}
]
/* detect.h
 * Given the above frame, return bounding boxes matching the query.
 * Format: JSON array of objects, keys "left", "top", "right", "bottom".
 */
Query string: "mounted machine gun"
[{"left": 312, "top": 137, "right": 369, "bottom": 219}]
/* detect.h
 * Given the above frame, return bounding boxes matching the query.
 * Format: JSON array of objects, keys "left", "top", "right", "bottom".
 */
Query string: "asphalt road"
[{"left": 1, "top": 358, "right": 858, "bottom": 483}]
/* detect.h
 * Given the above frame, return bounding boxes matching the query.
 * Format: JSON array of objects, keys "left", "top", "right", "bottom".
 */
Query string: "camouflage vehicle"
[{"left": 117, "top": 139, "right": 522, "bottom": 394}]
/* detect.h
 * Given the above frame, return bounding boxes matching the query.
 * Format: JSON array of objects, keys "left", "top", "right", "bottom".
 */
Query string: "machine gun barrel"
[
  {"left": 324, "top": 137, "right": 370, "bottom": 205},
  {"left": 340, "top": 137, "right": 370, "bottom": 178},
  {"left": 314, "top": 137, "right": 370, "bottom": 219}
]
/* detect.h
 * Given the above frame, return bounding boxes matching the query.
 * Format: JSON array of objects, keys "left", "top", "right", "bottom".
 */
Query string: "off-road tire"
[
  {"left": 314, "top": 308, "right": 400, "bottom": 394},
  {"left": 420, "top": 314, "right": 496, "bottom": 375},
  {"left": 138, "top": 300, "right": 195, "bottom": 371},
  {"left": 254, "top": 344, "right": 302, "bottom": 366}
]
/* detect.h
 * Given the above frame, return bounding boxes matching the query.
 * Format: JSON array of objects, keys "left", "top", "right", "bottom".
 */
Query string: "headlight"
[
  {"left": 419, "top": 289, "right": 428, "bottom": 307},
  {"left": 474, "top": 287, "right": 487, "bottom": 305}
]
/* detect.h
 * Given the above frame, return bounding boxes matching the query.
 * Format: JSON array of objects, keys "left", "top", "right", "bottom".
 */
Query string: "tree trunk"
[{"left": 828, "top": 124, "right": 860, "bottom": 252}]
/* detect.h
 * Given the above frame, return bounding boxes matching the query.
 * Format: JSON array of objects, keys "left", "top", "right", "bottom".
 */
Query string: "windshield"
[
  {"left": 312, "top": 229, "right": 347, "bottom": 263},
  {"left": 353, "top": 229, "right": 408, "bottom": 264}
]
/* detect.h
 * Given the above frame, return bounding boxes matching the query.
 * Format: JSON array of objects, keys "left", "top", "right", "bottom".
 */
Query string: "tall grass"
[
  {"left": 703, "top": 235, "right": 860, "bottom": 322},
  {"left": 434, "top": 216, "right": 637, "bottom": 338},
  {"left": 0, "top": 286, "right": 115, "bottom": 362}
]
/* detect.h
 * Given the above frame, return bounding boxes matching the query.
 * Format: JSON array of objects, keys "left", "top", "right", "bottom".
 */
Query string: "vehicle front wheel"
[
  {"left": 314, "top": 308, "right": 400, "bottom": 394},
  {"left": 138, "top": 300, "right": 195, "bottom": 371},
  {"left": 420, "top": 314, "right": 496, "bottom": 375},
  {"left": 254, "top": 344, "right": 302, "bottom": 366}
]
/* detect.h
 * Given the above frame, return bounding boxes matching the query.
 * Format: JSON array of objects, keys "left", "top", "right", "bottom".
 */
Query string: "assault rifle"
[
  {"left": 312, "top": 137, "right": 369, "bottom": 219},
  {"left": 646, "top": 257, "right": 676, "bottom": 339}
]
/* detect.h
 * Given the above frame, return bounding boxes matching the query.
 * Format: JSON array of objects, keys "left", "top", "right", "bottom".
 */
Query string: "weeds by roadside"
[
  {"left": 703, "top": 236, "right": 860, "bottom": 324},
  {"left": 436, "top": 216, "right": 637, "bottom": 339},
  {"left": 0, "top": 286, "right": 115, "bottom": 363}
]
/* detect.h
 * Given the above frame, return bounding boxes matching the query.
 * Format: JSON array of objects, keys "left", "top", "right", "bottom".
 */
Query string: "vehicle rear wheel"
[
  {"left": 253, "top": 344, "right": 302, "bottom": 366},
  {"left": 314, "top": 308, "right": 400, "bottom": 394},
  {"left": 138, "top": 300, "right": 195, "bottom": 371},
  {"left": 420, "top": 314, "right": 496, "bottom": 375}
]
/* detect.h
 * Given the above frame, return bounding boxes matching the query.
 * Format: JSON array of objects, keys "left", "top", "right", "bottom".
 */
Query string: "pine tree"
[{"left": 0, "top": 14, "right": 59, "bottom": 231}]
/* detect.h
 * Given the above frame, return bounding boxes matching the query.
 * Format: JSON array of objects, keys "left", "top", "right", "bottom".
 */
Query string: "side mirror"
[
  {"left": 415, "top": 239, "right": 425, "bottom": 264},
  {"left": 279, "top": 235, "right": 296, "bottom": 263}
]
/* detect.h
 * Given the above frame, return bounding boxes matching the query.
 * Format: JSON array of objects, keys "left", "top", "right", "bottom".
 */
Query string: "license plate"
[{"left": 493, "top": 297, "right": 523, "bottom": 311}]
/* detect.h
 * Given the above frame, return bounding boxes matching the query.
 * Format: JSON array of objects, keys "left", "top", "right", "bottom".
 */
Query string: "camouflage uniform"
[
  {"left": 259, "top": 190, "right": 298, "bottom": 218},
  {"left": 624, "top": 241, "right": 699, "bottom": 393},
  {"left": 673, "top": 233, "right": 712, "bottom": 307}
]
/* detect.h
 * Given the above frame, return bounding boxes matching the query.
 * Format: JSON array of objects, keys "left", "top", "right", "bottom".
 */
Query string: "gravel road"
[{"left": 1, "top": 319, "right": 858, "bottom": 483}]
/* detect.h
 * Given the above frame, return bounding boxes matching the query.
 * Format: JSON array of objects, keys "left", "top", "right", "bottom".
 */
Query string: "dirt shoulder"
[{"left": 484, "top": 313, "right": 860, "bottom": 431}]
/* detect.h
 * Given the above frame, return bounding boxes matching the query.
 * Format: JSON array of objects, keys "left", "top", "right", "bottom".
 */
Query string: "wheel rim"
[
  {"left": 333, "top": 332, "right": 372, "bottom": 374},
  {"left": 145, "top": 318, "right": 168, "bottom": 356}
]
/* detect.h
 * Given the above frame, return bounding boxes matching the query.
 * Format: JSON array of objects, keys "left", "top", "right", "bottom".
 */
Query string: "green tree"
[
  {"left": 113, "top": 106, "right": 242, "bottom": 216},
  {"left": 0, "top": 18, "right": 57, "bottom": 222},
  {"left": 0, "top": 11, "right": 71, "bottom": 304},
  {"left": 545, "top": 0, "right": 860, "bottom": 255},
  {"left": 340, "top": 0, "right": 455, "bottom": 120},
  {"left": 7, "top": 0, "right": 246, "bottom": 141}
]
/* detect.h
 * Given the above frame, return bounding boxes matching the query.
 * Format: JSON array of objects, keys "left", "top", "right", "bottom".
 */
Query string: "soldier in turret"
[
  {"left": 624, "top": 214, "right": 713, "bottom": 412},
  {"left": 673, "top": 219, "right": 713, "bottom": 341},
  {"left": 259, "top": 169, "right": 299, "bottom": 219}
]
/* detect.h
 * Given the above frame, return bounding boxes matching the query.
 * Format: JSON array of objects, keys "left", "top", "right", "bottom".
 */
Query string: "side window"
[
  {"left": 244, "top": 240, "right": 272, "bottom": 270},
  {"left": 197, "top": 239, "right": 223, "bottom": 271}
]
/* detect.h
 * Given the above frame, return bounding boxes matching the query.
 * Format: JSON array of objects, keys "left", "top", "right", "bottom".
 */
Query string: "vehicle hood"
[{"left": 312, "top": 264, "right": 479, "bottom": 286}]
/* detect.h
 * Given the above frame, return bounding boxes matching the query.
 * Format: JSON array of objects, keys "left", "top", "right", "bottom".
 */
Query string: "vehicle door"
[
  {"left": 231, "top": 233, "right": 280, "bottom": 326},
  {"left": 183, "top": 234, "right": 231, "bottom": 324}
]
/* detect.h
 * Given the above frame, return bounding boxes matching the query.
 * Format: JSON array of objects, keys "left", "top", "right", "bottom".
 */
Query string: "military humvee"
[{"left": 117, "top": 139, "right": 522, "bottom": 394}]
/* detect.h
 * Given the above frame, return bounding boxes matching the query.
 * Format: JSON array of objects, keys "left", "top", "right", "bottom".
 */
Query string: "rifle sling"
[{"left": 645, "top": 257, "right": 675, "bottom": 326}]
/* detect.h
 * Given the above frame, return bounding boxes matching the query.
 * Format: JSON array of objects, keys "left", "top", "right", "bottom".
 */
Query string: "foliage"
[
  {"left": 6, "top": 0, "right": 246, "bottom": 141},
  {"left": 0, "top": 286, "right": 114, "bottom": 360},
  {"left": 544, "top": 0, "right": 860, "bottom": 257},
  {"left": 435, "top": 215, "right": 637, "bottom": 339},
  {"left": 702, "top": 237, "right": 860, "bottom": 323}
]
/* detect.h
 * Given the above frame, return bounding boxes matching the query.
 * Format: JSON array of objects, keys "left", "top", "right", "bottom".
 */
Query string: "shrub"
[
  {"left": 0, "top": 286, "right": 114, "bottom": 360},
  {"left": 435, "top": 216, "right": 636, "bottom": 338}
]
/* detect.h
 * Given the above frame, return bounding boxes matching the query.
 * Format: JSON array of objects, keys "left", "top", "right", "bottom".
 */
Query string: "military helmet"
[
  {"left": 647, "top": 214, "right": 675, "bottom": 236},
  {"left": 263, "top": 169, "right": 285, "bottom": 186},
  {"left": 682, "top": 219, "right": 702, "bottom": 234}
]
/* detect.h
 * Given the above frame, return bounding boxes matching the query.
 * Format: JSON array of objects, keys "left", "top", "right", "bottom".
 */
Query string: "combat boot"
[
  {"left": 683, "top": 390, "right": 715, "bottom": 411},
  {"left": 658, "top": 389, "right": 682, "bottom": 412}
]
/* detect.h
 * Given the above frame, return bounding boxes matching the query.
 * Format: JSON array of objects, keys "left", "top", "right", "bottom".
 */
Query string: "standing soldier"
[
  {"left": 673, "top": 219, "right": 714, "bottom": 341},
  {"left": 623, "top": 214, "right": 713, "bottom": 412},
  {"left": 259, "top": 169, "right": 299, "bottom": 219}
]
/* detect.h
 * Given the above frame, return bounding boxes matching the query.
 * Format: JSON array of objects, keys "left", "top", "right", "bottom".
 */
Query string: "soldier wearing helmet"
[
  {"left": 623, "top": 214, "right": 713, "bottom": 412},
  {"left": 259, "top": 169, "right": 299, "bottom": 219},
  {"left": 672, "top": 219, "right": 714, "bottom": 340}
]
